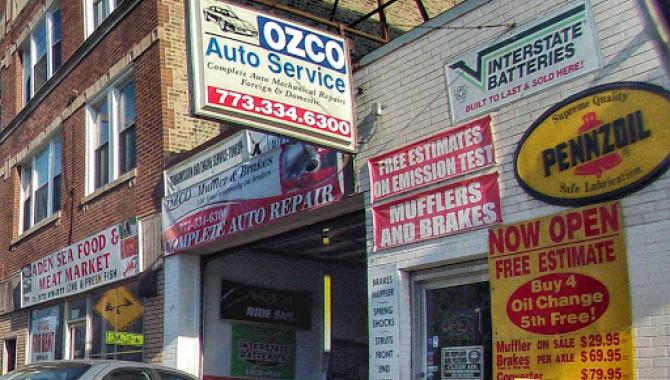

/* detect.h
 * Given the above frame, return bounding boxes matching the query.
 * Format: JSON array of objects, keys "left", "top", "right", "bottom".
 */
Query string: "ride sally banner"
[{"left": 487, "top": 202, "right": 633, "bottom": 380}]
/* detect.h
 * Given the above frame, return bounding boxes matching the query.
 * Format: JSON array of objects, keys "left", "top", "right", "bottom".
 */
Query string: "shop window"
[
  {"left": 19, "top": 5, "right": 62, "bottom": 104},
  {"left": 84, "top": 0, "right": 125, "bottom": 37},
  {"left": 29, "top": 305, "right": 64, "bottom": 362},
  {"left": 27, "top": 283, "right": 144, "bottom": 363},
  {"left": 90, "top": 283, "right": 144, "bottom": 362},
  {"left": 19, "top": 137, "right": 62, "bottom": 233},
  {"left": 86, "top": 75, "right": 136, "bottom": 193}
]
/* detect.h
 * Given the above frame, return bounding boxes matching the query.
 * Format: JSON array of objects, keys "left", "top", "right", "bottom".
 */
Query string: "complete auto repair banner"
[
  {"left": 162, "top": 142, "right": 344, "bottom": 254},
  {"left": 488, "top": 202, "right": 633, "bottom": 380}
]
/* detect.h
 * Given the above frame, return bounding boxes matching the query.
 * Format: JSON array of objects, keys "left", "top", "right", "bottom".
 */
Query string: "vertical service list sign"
[
  {"left": 368, "top": 264, "right": 400, "bottom": 380},
  {"left": 188, "top": 0, "right": 356, "bottom": 152}
]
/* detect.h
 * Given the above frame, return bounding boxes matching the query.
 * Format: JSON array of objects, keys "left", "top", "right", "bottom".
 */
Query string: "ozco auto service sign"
[
  {"left": 188, "top": 0, "right": 356, "bottom": 152},
  {"left": 446, "top": 1, "right": 602, "bottom": 122}
]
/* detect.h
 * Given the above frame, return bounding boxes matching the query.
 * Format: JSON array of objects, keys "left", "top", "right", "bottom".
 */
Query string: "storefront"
[
  {"left": 19, "top": 218, "right": 151, "bottom": 363},
  {"left": 356, "top": 0, "right": 670, "bottom": 379},
  {"left": 161, "top": 131, "right": 368, "bottom": 379}
]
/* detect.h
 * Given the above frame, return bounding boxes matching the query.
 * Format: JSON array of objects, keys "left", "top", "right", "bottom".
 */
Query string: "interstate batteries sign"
[
  {"left": 446, "top": 1, "right": 601, "bottom": 122},
  {"left": 21, "top": 219, "right": 140, "bottom": 308},
  {"left": 188, "top": 0, "right": 356, "bottom": 152},
  {"left": 515, "top": 82, "right": 670, "bottom": 206}
]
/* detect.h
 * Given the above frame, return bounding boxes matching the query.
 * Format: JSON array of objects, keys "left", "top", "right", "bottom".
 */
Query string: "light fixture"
[{"left": 322, "top": 228, "right": 331, "bottom": 246}]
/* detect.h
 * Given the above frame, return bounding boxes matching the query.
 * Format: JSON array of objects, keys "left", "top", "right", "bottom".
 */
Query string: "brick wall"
[
  {"left": 157, "top": 0, "right": 223, "bottom": 155},
  {"left": 0, "top": 309, "right": 28, "bottom": 370},
  {"left": 354, "top": 0, "right": 670, "bottom": 378},
  {"left": 0, "top": 0, "right": 167, "bottom": 366}
]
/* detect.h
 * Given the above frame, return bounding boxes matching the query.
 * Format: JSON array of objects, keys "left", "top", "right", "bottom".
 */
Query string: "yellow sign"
[
  {"left": 105, "top": 331, "right": 144, "bottom": 346},
  {"left": 95, "top": 286, "right": 144, "bottom": 331},
  {"left": 488, "top": 202, "right": 633, "bottom": 380},
  {"left": 515, "top": 82, "right": 670, "bottom": 206}
]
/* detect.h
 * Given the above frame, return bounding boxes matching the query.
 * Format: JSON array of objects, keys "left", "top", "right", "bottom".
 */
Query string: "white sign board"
[
  {"left": 188, "top": 0, "right": 356, "bottom": 152},
  {"left": 446, "top": 1, "right": 602, "bottom": 122},
  {"left": 21, "top": 219, "right": 140, "bottom": 308},
  {"left": 368, "top": 264, "right": 400, "bottom": 380},
  {"left": 165, "top": 132, "right": 248, "bottom": 195},
  {"left": 30, "top": 306, "right": 59, "bottom": 362},
  {"left": 441, "top": 346, "right": 483, "bottom": 380}
]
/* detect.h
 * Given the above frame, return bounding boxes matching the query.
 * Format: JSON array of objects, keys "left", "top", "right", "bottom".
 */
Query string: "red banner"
[
  {"left": 372, "top": 173, "right": 501, "bottom": 251},
  {"left": 368, "top": 115, "right": 494, "bottom": 203},
  {"left": 162, "top": 142, "right": 344, "bottom": 254}
]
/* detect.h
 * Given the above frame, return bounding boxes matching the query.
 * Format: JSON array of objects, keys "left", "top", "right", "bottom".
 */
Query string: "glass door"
[
  {"left": 412, "top": 261, "right": 492, "bottom": 380},
  {"left": 68, "top": 321, "right": 86, "bottom": 359}
]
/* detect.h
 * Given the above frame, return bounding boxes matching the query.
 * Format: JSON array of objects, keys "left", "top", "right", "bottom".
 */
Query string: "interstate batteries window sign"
[
  {"left": 188, "top": 0, "right": 356, "bottom": 152},
  {"left": 231, "top": 324, "right": 296, "bottom": 380},
  {"left": 372, "top": 173, "right": 501, "bottom": 251},
  {"left": 515, "top": 82, "right": 670, "bottom": 206},
  {"left": 445, "top": 1, "right": 602, "bottom": 122},
  {"left": 21, "top": 218, "right": 140, "bottom": 308},
  {"left": 487, "top": 202, "right": 633, "bottom": 380},
  {"left": 162, "top": 142, "right": 345, "bottom": 254},
  {"left": 368, "top": 115, "right": 495, "bottom": 203}
]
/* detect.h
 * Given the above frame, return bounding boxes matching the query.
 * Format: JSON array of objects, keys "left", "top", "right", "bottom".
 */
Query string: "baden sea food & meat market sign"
[
  {"left": 515, "top": 82, "right": 670, "bottom": 205},
  {"left": 446, "top": 1, "right": 601, "bottom": 122},
  {"left": 21, "top": 219, "right": 140, "bottom": 308},
  {"left": 188, "top": 0, "right": 356, "bottom": 152}
]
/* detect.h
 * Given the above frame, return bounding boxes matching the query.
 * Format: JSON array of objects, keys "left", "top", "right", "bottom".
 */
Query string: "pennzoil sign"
[{"left": 515, "top": 82, "right": 670, "bottom": 205}]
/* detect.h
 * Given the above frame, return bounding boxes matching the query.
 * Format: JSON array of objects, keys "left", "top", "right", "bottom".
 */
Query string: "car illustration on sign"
[{"left": 203, "top": 5, "right": 258, "bottom": 36}]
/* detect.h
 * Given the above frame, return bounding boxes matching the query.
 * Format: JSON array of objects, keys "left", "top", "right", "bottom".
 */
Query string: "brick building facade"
[{"left": 0, "top": 0, "right": 212, "bottom": 369}]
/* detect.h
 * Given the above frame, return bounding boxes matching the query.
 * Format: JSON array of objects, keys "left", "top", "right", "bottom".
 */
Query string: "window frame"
[
  {"left": 19, "top": 136, "right": 63, "bottom": 234},
  {"left": 85, "top": 72, "right": 136, "bottom": 195},
  {"left": 84, "top": 0, "right": 122, "bottom": 37},
  {"left": 20, "top": 5, "right": 62, "bottom": 103}
]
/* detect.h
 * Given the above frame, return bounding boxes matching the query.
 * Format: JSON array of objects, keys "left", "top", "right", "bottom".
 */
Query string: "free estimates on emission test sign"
[{"left": 188, "top": 0, "right": 356, "bottom": 152}]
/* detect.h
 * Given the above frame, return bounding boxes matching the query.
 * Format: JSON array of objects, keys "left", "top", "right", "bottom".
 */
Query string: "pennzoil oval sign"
[{"left": 515, "top": 82, "right": 670, "bottom": 206}]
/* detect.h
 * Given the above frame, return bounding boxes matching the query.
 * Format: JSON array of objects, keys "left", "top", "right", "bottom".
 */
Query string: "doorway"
[
  {"left": 2, "top": 337, "right": 17, "bottom": 373},
  {"left": 413, "top": 261, "right": 492, "bottom": 380}
]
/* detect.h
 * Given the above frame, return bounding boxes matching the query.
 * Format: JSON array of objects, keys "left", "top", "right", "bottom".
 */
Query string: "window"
[
  {"left": 20, "top": 6, "right": 62, "bottom": 103},
  {"left": 155, "top": 370, "right": 195, "bottom": 380},
  {"left": 66, "top": 299, "right": 88, "bottom": 360},
  {"left": 84, "top": 0, "right": 125, "bottom": 37},
  {"left": 26, "top": 284, "right": 144, "bottom": 364},
  {"left": 19, "top": 137, "right": 62, "bottom": 233},
  {"left": 86, "top": 76, "right": 136, "bottom": 193},
  {"left": 104, "top": 369, "right": 152, "bottom": 380}
]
